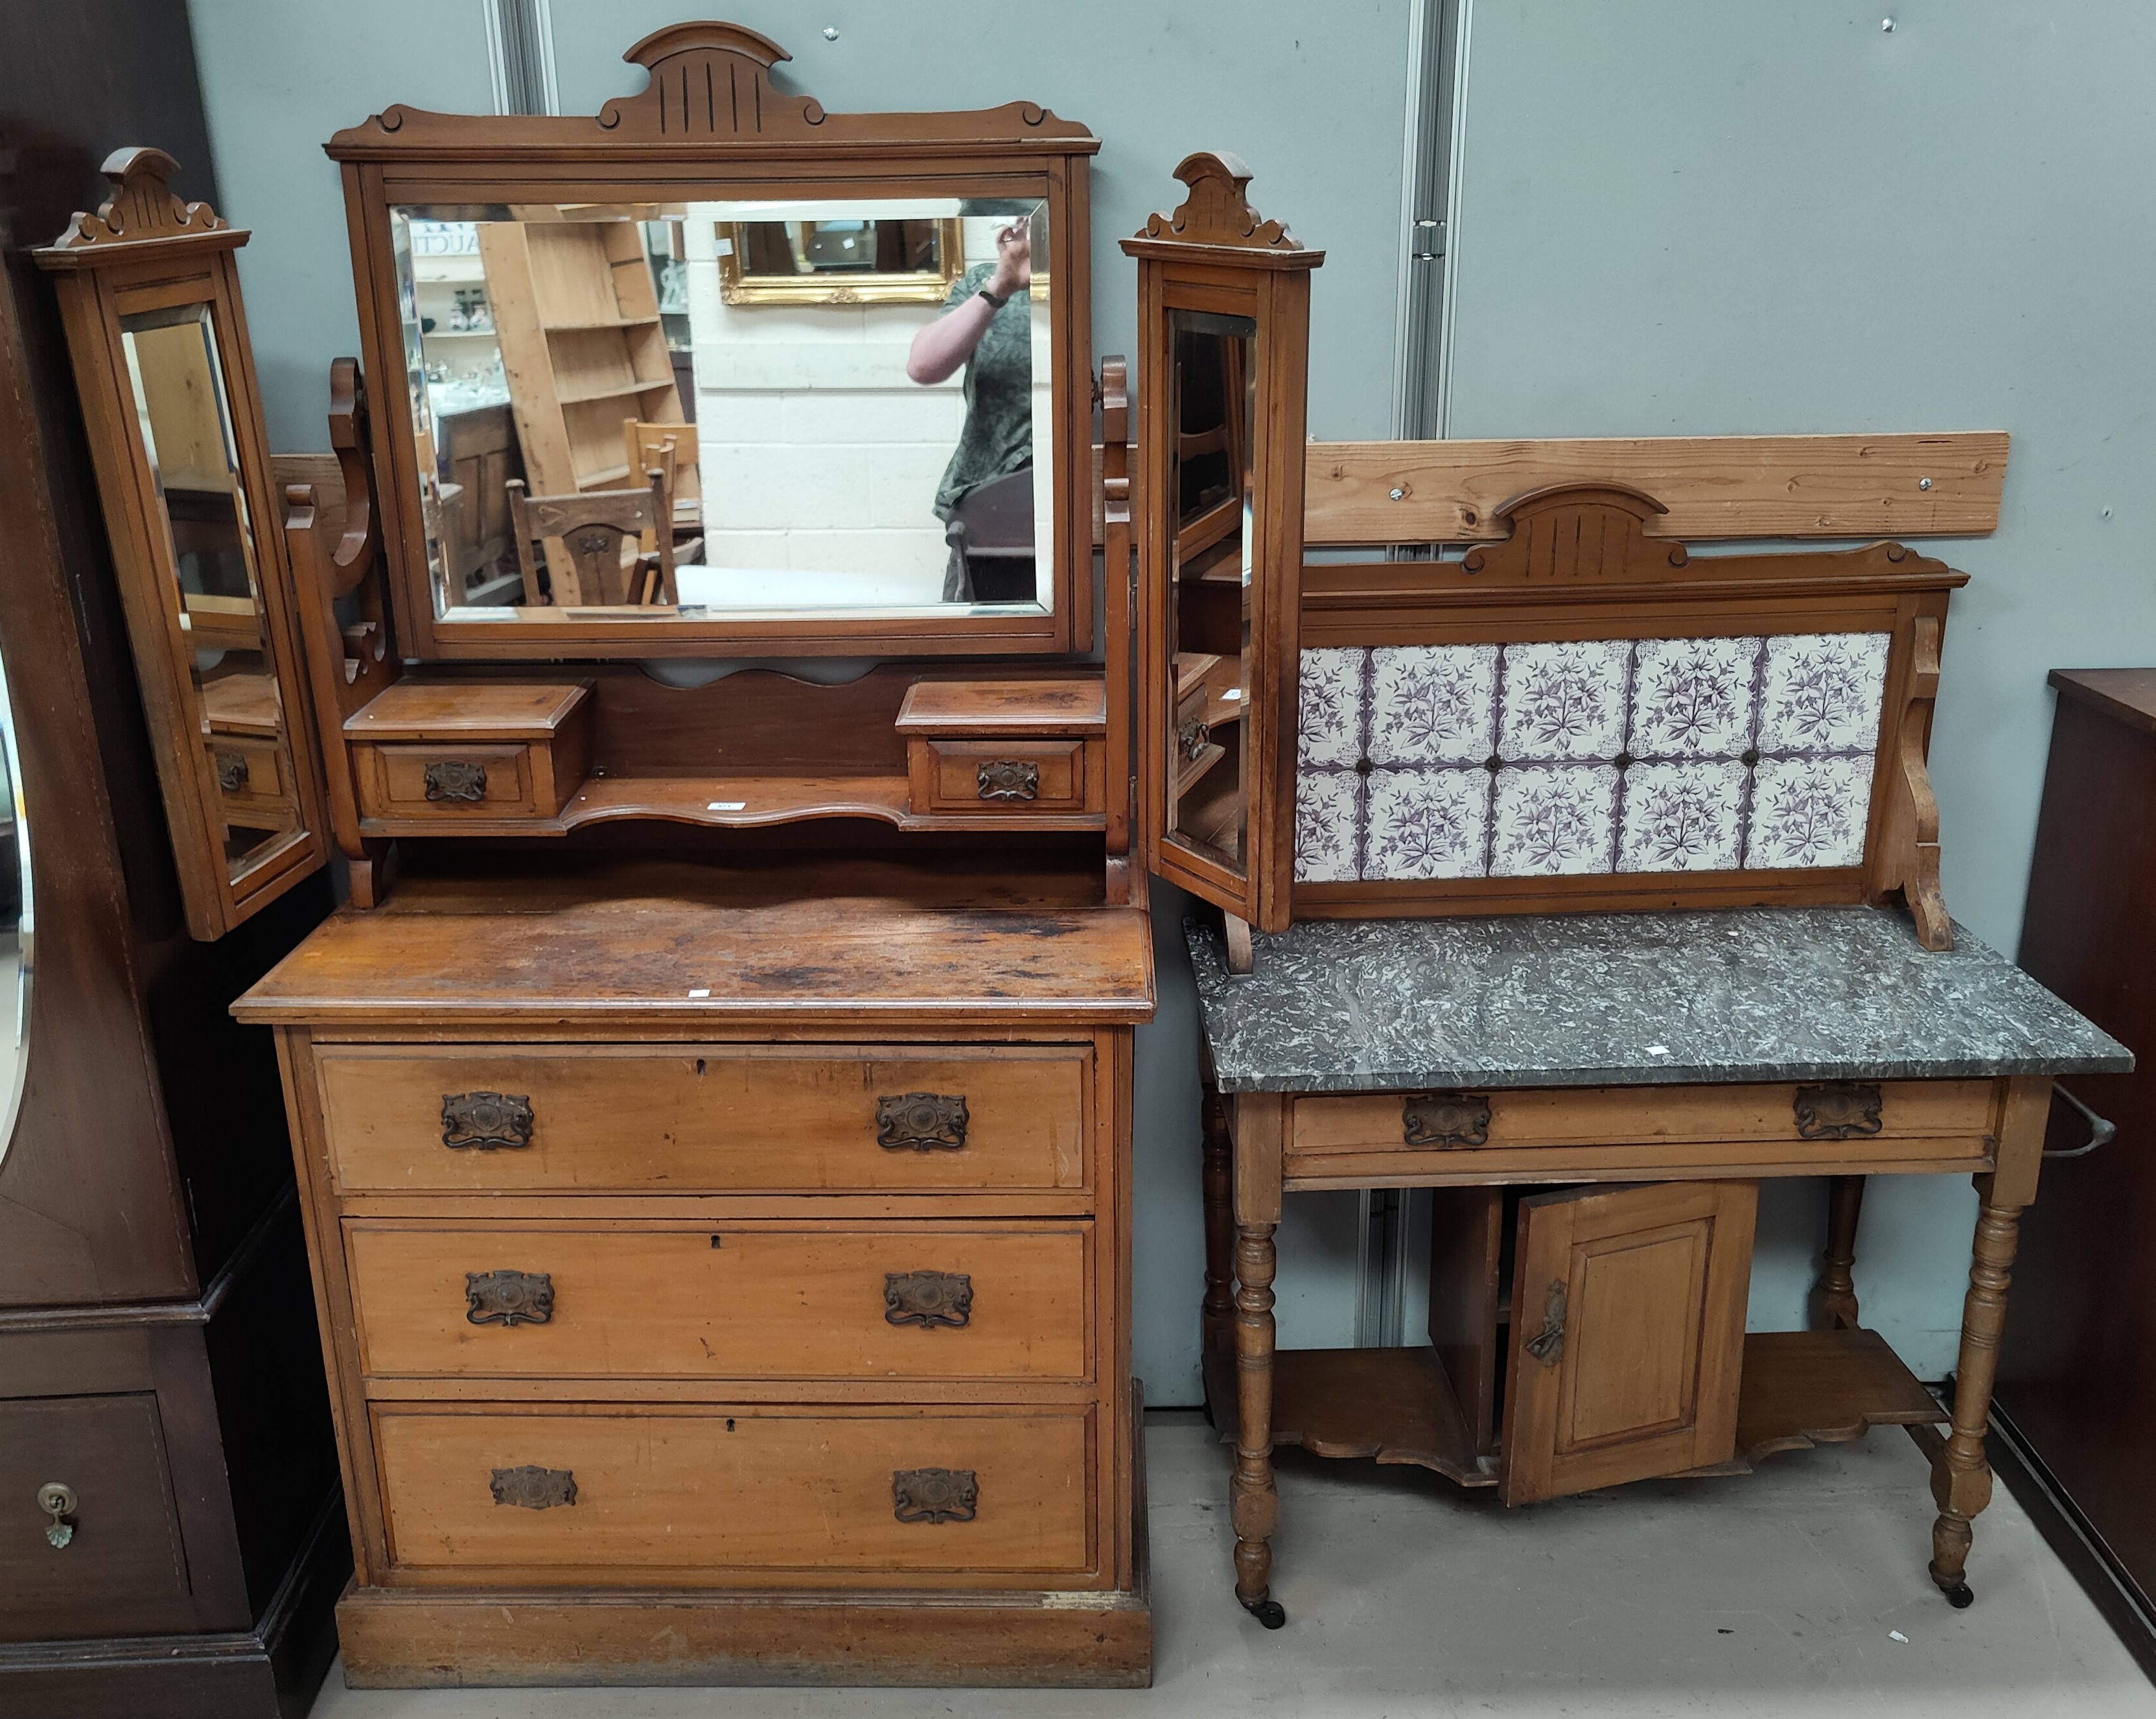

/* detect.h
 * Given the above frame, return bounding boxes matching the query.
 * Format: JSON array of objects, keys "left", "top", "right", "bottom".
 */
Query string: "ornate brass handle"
[
  {"left": 1177, "top": 717, "right": 1211, "bottom": 761},
  {"left": 467, "top": 1269, "right": 553, "bottom": 1327},
  {"left": 442, "top": 1091, "right": 534, "bottom": 1151},
  {"left": 214, "top": 749, "right": 249, "bottom": 793},
  {"left": 491, "top": 1465, "right": 576, "bottom": 1509},
  {"left": 1523, "top": 1280, "right": 1567, "bottom": 1368},
  {"left": 885, "top": 1270, "right": 972, "bottom": 1329},
  {"left": 1793, "top": 1082, "right": 1883, "bottom": 1141},
  {"left": 892, "top": 1468, "right": 977, "bottom": 1523},
  {"left": 976, "top": 759, "right": 1039, "bottom": 802},
  {"left": 37, "top": 1482, "right": 76, "bottom": 1550},
  {"left": 424, "top": 759, "right": 489, "bottom": 802},
  {"left": 875, "top": 1092, "right": 968, "bottom": 1152},
  {"left": 1402, "top": 1093, "right": 1492, "bottom": 1149}
]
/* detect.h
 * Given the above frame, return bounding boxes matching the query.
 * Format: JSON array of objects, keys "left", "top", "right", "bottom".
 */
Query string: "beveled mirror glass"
[
  {"left": 393, "top": 198, "right": 1054, "bottom": 624},
  {"left": 0, "top": 646, "right": 33, "bottom": 1172},
  {"left": 37, "top": 146, "right": 327, "bottom": 940}
]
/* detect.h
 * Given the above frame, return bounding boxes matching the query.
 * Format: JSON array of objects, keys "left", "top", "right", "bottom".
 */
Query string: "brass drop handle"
[
  {"left": 885, "top": 1269, "right": 973, "bottom": 1328},
  {"left": 1523, "top": 1280, "right": 1567, "bottom": 1368},
  {"left": 975, "top": 759, "right": 1039, "bottom": 802},
  {"left": 892, "top": 1467, "right": 977, "bottom": 1523},
  {"left": 467, "top": 1269, "right": 554, "bottom": 1327},
  {"left": 424, "top": 759, "right": 489, "bottom": 802},
  {"left": 38, "top": 1482, "right": 76, "bottom": 1549},
  {"left": 214, "top": 749, "right": 249, "bottom": 793},
  {"left": 441, "top": 1091, "right": 535, "bottom": 1151},
  {"left": 875, "top": 1092, "right": 968, "bottom": 1151}
]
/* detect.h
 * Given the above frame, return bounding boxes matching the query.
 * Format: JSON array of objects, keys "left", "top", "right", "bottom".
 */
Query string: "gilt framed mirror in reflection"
[
  {"left": 36, "top": 146, "right": 330, "bottom": 941},
  {"left": 330, "top": 22, "right": 1098, "bottom": 658}
]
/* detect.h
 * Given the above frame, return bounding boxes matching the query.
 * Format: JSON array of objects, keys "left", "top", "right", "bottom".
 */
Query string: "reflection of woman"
[{"left": 907, "top": 221, "right": 1032, "bottom": 601}]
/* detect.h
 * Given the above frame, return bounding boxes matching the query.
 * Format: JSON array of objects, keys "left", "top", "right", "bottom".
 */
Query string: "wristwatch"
[{"left": 976, "top": 286, "right": 1011, "bottom": 310}]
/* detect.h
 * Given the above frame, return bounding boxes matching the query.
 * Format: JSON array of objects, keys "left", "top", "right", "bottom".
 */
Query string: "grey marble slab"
[{"left": 1187, "top": 906, "right": 2132, "bottom": 1093}]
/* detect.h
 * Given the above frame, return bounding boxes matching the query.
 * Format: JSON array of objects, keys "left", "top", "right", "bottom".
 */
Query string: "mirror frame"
[
  {"left": 1124, "top": 154, "right": 1321, "bottom": 935},
  {"left": 36, "top": 147, "right": 329, "bottom": 941},
  {"left": 327, "top": 21, "right": 1100, "bottom": 661}
]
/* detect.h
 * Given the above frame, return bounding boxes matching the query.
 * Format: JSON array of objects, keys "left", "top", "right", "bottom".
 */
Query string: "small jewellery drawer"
[
  {"left": 346, "top": 679, "right": 591, "bottom": 823},
  {"left": 1286, "top": 1079, "right": 2002, "bottom": 1180},
  {"left": 207, "top": 735, "right": 298, "bottom": 828},
  {"left": 345, "top": 1221, "right": 1091, "bottom": 1382},
  {"left": 359, "top": 743, "right": 541, "bottom": 819},
  {"left": 372, "top": 1405, "right": 1095, "bottom": 1581},
  {"left": 318, "top": 1044, "right": 1091, "bottom": 1194},
  {"left": 911, "top": 738, "right": 1090, "bottom": 814}
]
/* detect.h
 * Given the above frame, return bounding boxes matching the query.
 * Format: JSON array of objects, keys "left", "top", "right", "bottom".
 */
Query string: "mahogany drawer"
[
  {"left": 345, "top": 1221, "right": 1091, "bottom": 1383},
  {"left": 372, "top": 1404, "right": 1095, "bottom": 1583},
  {"left": 357, "top": 742, "right": 544, "bottom": 819},
  {"left": 909, "top": 738, "right": 1091, "bottom": 814},
  {"left": 1286, "top": 1079, "right": 2001, "bottom": 1182},
  {"left": 317, "top": 1044, "right": 1091, "bottom": 1195},
  {"left": 207, "top": 734, "right": 298, "bottom": 828},
  {"left": 346, "top": 679, "right": 591, "bottom": 823}
]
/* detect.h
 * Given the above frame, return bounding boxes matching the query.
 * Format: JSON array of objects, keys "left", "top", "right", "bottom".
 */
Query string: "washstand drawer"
[
  {"left": 346, "top": 1221, "right": 1092, "bottom": 1382},
  {"left": 360, "top": 743, "right": 543, "bottom": 818},
  {"left": 318, "top": 1044, "right": 1091, "bottom": 1194},
  {"left": 910, "top": 738, "right": 1090, "bottom": 814},
  {"left": 373, "top": 1405, "right": 1095, "bottom": 1581},
  {"left": 1288, "top": 1079, "right": 2001, "bottom": 1176},
  {"left": 346, "top": 679, "right": 591, "bottom": 822},
  {"left": 207, "top": 734, "right": 298, "bottom": 826}
]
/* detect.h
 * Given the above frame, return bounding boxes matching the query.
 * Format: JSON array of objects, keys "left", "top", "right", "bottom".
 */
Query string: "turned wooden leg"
[
  {"left": 1928, "top": 1197, "right": 2021, "bottom": 1608},
  {"left": 1231, "top": 1219, "right": 1284, "bottom": 1628},
  {"left": 1202, "top": 1088, "right": 1235, "bottom": 1359},
  {"left": 1814, "top": 1174, "right": 1866, "bottom": 1329}
]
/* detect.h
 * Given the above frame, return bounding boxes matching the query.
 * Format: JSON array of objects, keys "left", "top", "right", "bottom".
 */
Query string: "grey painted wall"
[
  {"left": 185, "top": 0, "right": 1415, "bottom": 1406},
  {"left": 1448, "top": 0, "right": 2156, "bottom": 1373}
]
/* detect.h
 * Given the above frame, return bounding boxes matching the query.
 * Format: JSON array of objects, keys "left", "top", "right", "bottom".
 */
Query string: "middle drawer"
[{"left": 346, "top": 1221, "right": 1092, "bottom": 1384}]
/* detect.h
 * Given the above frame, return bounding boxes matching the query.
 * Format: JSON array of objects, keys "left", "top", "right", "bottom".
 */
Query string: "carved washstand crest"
[
  {"left": 51, "top": 146, "right": 227, "bottom": 251},
  {"left": 1133, "top": 150, "right": 1303, "bottom": 251}
]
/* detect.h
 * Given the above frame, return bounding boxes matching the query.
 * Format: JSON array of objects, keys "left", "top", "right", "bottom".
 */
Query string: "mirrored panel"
[
  {"left": 0, "top": 644, "right": 32, "bottom": 1173},
  {"left": 391, "top": 198, "right": 1054, "bottom": 623},
  {"left": 119, "top": 303, "right": 308, "bottom": 882},
  {"left": 1164, "top": 309, "right": 1257, "bottom": 875}
]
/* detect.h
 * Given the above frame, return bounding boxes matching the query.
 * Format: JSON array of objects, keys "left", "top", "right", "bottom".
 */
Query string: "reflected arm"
[{"left": 906, "top": 292, "right": 999, "bottom": 385}]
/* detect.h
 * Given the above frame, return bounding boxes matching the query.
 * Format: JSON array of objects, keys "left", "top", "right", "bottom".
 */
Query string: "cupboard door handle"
[
  {"left": 424, "top": 759, "right": 489, "bottom": 802},
  {"left": 36, "top": 1482, "right": 76, "bottom": 1550},
  {"left": 441, "top": 1091, "right": 535, "bottom": 1150},
  {"left": 466, "top": 1269, "right": 554, "bottom": 1326},
  {"left": 1793, "top": 1082, "right": 1883, "bottom": 1140},
  {"left": 885, "top": 1270, "right": 972, "bottom": 1328},
  {"left": 1402, "top": 1093, "right": 1492, "bottom": 1149},
  {"left": 1523, "top": 1280, "right": 1567, "bottom": 1367},
  {"left": 976, "top": 760, "right": 1039, "bottom": 801},
  {"left": 892, "top": 1468, "right": 977, "bottom": 1523},
  {"left": 491, "top": 1466, "right": 576, "bottom": 1509},
  {"left": 875, "top": 1092, "right": 969, "bottom": 1151}
]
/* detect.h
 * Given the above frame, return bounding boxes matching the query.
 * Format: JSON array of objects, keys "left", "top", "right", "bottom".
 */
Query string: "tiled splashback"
[{"left": 1295, "top": 633, "right": 1892, "bottom": 883}]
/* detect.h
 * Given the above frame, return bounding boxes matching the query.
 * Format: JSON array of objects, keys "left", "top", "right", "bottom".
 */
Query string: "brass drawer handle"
[
  {"left": 215, "top": 749, "right": 249, "bottom": 792},
  {"left": 1794, "top": 1082, "right": 1883, "bottom": 1140},
  {"left": 976, "top": 759, "right": 1039, "bottom": 801},
  {"left": 37, "top": 1482, "right": 76, "bottom": 1550},
  {"left": 1402, "top": 1092, "right": 1492, "bottom": 1149},
  {"left": 424, "top": 759, "right": 489, "bottom": 802},
  {"left": 1177, "top": 717, "right": 1211, "bottom": 761},
  {"left": 875, "top": 1092, "right": 968, "bottom": 1152},
  {"left": 491, "top": 1465, "right": 576, "bottom": 1509},
  {"left": 885, "top": 1270, "right": 972, "bottom": 1329},
  {"left": 467, "top": 1269, "right": 553, "bottom": 1327},
  {"left": 1524, "top": 1280, "right": 1567, "bottom": 1368},
  {"left": 892, "top": 1467, "right": 977, "bottom": 1524},
  {"left": 442, "top": 1091, "right": 534, "bottom": 1151}
]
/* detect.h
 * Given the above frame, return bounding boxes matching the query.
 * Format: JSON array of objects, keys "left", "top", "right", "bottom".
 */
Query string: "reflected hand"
[{"left": 989, "top": 220, "right": 1032, "bottom": 297}]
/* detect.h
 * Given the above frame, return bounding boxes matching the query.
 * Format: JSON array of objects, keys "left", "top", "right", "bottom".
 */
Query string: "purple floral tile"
[
  {"left": 1365, "top": 767, "right": 1490, "bottom": 880},
  {"left": 1490, "top": 764, "right": 1619, "bottom": 876},
  {"left": 1629, "top": 636, "right": 1761, "bottom": 759},
  {"left": 1299, "top": 647, "right": 1365, "bottom": 769},
  {"left": 1757, "top": 632, "right": 1890, "bottom": 755},
  {"left": 1618, "top": 760, "right": 1747, "bottom": 872},
  {"left": 1745, "top": 755, "right": 1875, "bottom": 869},
  {"left": 1369, "top": 645, "right": 1498, "bottom": 767},
  {"left": 1293, "top": 767, "right": 1363, "bottom": 883},
  {"left": 1497, "top": 640, "right": 1629, "bottom": 762}
]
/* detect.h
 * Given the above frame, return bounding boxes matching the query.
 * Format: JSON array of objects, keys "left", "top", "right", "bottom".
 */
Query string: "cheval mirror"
[
  {"left": 37, "top": 148, "right": 329, "bottom": 941},
  {"left": 329, "top": 22, "right": 1098, "bottom": 658},
  {"left": 1124, "top": 154, "right": 1321, "bottom": 939}
]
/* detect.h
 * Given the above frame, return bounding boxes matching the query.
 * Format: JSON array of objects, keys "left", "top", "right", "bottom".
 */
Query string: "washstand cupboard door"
[{"left": 1500, "top": 1180, "right": 1757, "bottom": 1505}]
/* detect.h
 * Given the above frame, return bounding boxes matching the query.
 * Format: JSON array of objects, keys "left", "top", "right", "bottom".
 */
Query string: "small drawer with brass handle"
[
  {"left": 320, "top": 1044, "right": 1092, "bottom": 1195},
  {"left": 375, "top": 1406, "right": 1094, "bottom": 1578},
  {"left": 345, "top": 679, "right": 592, "bottom": 825},
  {"left": 345, "top": 1220, "right": 1087, "bottom": 1382},
  {"left": 908, "top": 737, "right": 1091, "bottom": 815},
  {"left": 362, "top": 743, "right": 537, "bottom": 818}
]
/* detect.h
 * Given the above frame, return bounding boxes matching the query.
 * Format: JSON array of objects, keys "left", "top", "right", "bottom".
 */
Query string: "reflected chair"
[
  {"left": 506, "top": 472, "right": 677, "bottom": 607},
  {"left": 622, "top": 417, "right": 702, "bottom": 548}
]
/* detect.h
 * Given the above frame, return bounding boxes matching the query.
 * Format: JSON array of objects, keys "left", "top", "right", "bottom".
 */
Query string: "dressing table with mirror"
[{"left": 1120, "top": 167, "right": 2132, "bottom": 1630}]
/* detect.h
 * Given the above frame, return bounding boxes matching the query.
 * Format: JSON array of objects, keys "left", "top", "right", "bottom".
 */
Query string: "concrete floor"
[{"left": 314, "top": 1412, "right": 2156, "bottom": 1719}]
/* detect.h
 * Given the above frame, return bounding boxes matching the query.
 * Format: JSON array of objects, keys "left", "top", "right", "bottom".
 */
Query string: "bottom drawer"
[{"left": 374, "top": 1404, "right": 1095, "bottom": 1584}]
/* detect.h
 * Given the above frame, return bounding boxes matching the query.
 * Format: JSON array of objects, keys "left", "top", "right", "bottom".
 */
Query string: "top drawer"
[{"left": 318, "top": 1044, "right": 1091, "bottom": 1195}]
